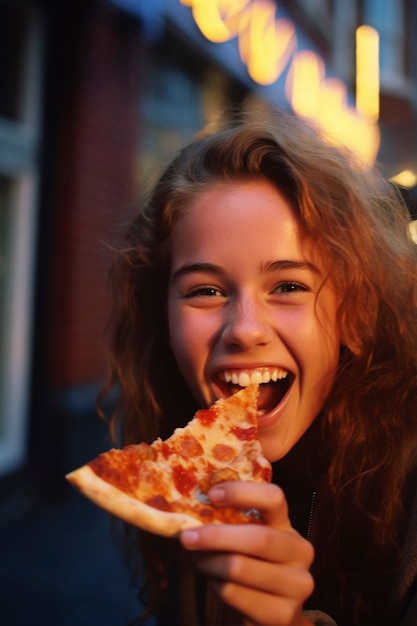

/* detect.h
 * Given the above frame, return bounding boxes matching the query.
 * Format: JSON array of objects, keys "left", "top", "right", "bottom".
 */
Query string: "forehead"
[{"left": 169, "top": 179, "right": 321, "bottom": 267}]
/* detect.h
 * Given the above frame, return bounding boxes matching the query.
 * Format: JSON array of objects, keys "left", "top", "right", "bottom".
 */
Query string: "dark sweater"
[
  {"left": 272, "top": 420, "right": 417, "bottom": 626},
  {"left": 155, "top": 421, "right": 417, "bottom": 626}
]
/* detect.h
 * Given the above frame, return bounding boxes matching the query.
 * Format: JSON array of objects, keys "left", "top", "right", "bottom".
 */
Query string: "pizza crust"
[
  {"left": 66, "top": 386, "right": 272, "bottom": 536},
  {"left": 66, "top": 465, "right": 203, "bottom": 537}
]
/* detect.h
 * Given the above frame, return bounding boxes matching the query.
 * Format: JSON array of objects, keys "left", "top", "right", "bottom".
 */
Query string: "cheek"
[
  {"left": 306, "top": 328, "right": 340, "bottom": 405},
  {"left": 321, "top": 318, "right": 341, "bottom": 370},
  {"left": 312, "top": 292, "right": 341, "bottom": 364},
  {"left": 286, "top": 304, "right": 340, "bottom": 385},
  {"left": 168, "top": 304, "right": 185, "bottom": 354},
  {"left": 168, "top": 307, "right": 204, "bottom": 365},
  {"left": 308, "top": 327, "right": 340, "bottom": 380}
]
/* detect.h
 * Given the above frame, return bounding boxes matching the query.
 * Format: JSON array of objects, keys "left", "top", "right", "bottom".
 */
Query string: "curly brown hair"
[{"left": 99, "top": 106, "right": 417, "bottom": 621}]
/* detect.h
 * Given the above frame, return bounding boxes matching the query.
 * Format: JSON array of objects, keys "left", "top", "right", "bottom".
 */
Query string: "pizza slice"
[{"left": 66, "top": 384, "right": 272, "bottom": 537}]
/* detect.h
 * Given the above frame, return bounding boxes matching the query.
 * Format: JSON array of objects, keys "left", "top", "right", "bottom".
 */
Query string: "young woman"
[{"left": 100, "top": 107, "right": 417, "bottom": 626}]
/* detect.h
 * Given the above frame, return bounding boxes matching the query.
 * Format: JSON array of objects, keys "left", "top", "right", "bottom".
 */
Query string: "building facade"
[{"left": 1, "top": 0, "right": 416, "bottom": 510}]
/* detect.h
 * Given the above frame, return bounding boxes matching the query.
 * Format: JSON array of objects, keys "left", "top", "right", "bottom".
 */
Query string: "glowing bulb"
[{"left": 356, "top": 25, "right": 380, "bottom": 121}]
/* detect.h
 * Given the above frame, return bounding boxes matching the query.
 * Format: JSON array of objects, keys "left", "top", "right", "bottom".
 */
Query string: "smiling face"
[{"left": 167, "top": 179, "right": 341, "bottom": 461}]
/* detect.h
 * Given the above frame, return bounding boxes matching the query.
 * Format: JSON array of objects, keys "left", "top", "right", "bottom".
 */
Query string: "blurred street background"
[
  {"left": 1, "top": 0, "right": 416, "bottom": 624},
  {"left": 0, "top": 411, "right": 146, "bottom": 626}
]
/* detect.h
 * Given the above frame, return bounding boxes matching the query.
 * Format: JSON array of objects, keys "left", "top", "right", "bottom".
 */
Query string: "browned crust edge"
[{"left": 65, "top": 465, "right": 203, "bottom": 537}]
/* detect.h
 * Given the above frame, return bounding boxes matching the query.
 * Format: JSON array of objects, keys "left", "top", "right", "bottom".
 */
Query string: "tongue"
[{"left": 257, "top": 382, "right": 285, "bottom": 412}]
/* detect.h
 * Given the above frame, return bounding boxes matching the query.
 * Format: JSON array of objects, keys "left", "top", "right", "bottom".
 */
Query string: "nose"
[{"left": 221, "top": 295, "right": 273, "bottom": 350}]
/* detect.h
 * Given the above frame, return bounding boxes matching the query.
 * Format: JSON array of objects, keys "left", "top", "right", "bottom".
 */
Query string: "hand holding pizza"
[
  {"left": 66, "top": 386, "right": 274, "bottom": 536},
  {"left": 67, "top": 385, "right": 314, "bottom": 624},
  {"left": 180, "top": 480, "right": 315, "bottom": 626}
]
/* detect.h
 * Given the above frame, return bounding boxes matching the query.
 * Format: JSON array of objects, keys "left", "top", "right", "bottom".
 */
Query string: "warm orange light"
[
  {"left": 390, "top": 169, "right": 417, "bottom": 188},
  {"left": 181, "top": 0, "right": 381, "bottom": 165},
  {"left": 356, "top": 25, "right": 380, "bottom": 121},
  {"left": 180, "top": 0, "right": 250, "bottom": 43},
  {"left": 285, "top": 50, "right": 323, "bottom": 117},
  {"left": 285, "top": 50, "right": 380, "bottom": 164},
  {"left": 238, "top": 3, "right": 295, "bottom": 85},
  {"left": 410, "top": 221, "right": 417, "bottom": 243}
]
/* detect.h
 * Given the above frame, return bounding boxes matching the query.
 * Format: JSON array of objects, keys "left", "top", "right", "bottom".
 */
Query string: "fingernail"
[
  {"left": 181, "top": 529, "right": 199, "bottom": 546},
  {"left": 209, "top": 487, "right": 225, "bottom": 502}
]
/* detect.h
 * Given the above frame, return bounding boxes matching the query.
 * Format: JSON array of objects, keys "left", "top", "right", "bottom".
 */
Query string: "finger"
[
  {"left": 180, "top": 524, "right": 314, "bottom": 568},
  {"left": 209, "top": 578, "right": 313, "bottom": 626},
  {"left": 195, "top": 551, "right": 315, "bottom": 599},
  {"left": 208, "top": 481, "right": 291, "bottom": 529}
]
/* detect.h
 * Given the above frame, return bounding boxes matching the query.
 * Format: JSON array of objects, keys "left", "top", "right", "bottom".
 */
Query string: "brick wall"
[{"left": 46, "top": 6, "right": 142, "bottom": 388}]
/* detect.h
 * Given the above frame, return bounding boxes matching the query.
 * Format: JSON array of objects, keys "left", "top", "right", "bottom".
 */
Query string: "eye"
[
  {"left": 274, "top": 281, "right": 309, "bottom": 294},
  {"left": 183, "top": 286, "right": 225, "bottom": 299}
]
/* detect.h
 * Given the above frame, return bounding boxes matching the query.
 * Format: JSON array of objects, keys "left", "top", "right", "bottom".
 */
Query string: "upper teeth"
[{"left": 222, "top": 369, "right": 288, "bottom": 387}]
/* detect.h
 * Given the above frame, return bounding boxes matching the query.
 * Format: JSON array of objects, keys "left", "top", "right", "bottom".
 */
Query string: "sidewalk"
[
  {"left": 0, "top": 414, "right": 153, "bottom": 626},
  {"left": 0, "top": 494, "right": 145, "bottom": 626}
]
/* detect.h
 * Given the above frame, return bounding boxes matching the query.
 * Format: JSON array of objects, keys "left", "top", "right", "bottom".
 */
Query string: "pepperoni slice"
[
  {"left": 172, "top": 465, "right": 197, "bottom": 496},
  {"left": 177, "top": 435, "right": 204, "bottom": 457},
  {"left": 145, "top": 495, "right": 172, "bottom": 512},
  {"left": 211, "top": 443, "right": 235, "bottom": 462},
  {"left": 196, "top": 407, "right": 218, "bottom": 426}
]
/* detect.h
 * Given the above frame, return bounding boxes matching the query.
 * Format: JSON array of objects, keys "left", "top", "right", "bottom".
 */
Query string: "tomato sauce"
[
  {"left": 172, "top": 465, "right": 197, "bottom": 496},
  {"left": 146, "top": 495, "right": 172, "bottom": 512},
  {"left": 196, "top": 407, "right": 218, "bottom": 426}
]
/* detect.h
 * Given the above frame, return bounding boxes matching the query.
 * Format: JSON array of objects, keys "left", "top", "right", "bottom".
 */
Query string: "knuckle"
[
  {"left": 288, "top": 565, "right": 315, "bottom": 602},
  {"left": 224, "top": 553, "right": 245, "bottom": 580},
  {"left": 301, "top": 537, "right": 315, "bottom": 566},
  {"left": 275, "top": 601, "right": 298, "bottom": 625},
  {"left": 250, "top": 526, "right": 275, "bottom": 554},
  {"left": 300, "top": 569, "right": 315, "bottom": 600},
  {"left": 216, "top": 580, "right": 235, "bottom": 603},
  {"left": 269, "top": 484, "right": 287, "bottom": 509}
]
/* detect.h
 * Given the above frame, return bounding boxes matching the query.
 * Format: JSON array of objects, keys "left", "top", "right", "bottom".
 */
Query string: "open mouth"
[{"left": 217, "top": 367, "right": 293, "bottom": 413}]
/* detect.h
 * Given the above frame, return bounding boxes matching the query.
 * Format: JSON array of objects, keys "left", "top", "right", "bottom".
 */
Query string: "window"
[
  {"left": 296, "top": 0, "right": 333, "bottom": 20},
  {"left": 0, "top": 2, "right": 42, "bottom": 476},
  {"left": 137, "top": 35, "right": 246, "bottom": 188}
]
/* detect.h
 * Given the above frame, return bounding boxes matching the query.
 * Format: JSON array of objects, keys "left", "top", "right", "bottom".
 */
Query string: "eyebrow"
[
  {"left": 171, "top": 263, "right": 225, "bottom": 283},
  {"left": 264, "top": 259, "right": 321, "bottom": 275},
  {"left": 171, "top": 259, "right": 321, "bottom": 283}
]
